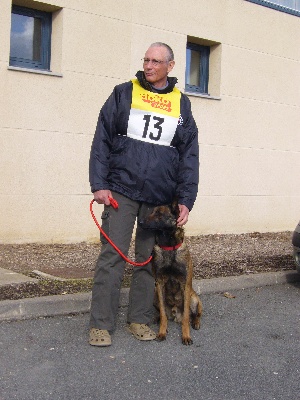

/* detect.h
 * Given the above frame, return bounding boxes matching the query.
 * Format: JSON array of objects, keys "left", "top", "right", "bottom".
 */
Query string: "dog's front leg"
[
  {"left": 181, "top": 282, "right": 193, "bottom": 345},
  {"left": 156, "top": 281, "right": 168, "bottom": 341}
]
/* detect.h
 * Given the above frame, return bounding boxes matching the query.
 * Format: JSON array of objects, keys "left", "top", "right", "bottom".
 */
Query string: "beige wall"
[{"left": 0, "top": 0, "right": 299, "bottom": 243}]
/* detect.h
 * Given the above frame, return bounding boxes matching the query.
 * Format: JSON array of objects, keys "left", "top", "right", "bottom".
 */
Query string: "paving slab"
[{"left": 0, "top": 267, "right": 38, "bottom": 287}]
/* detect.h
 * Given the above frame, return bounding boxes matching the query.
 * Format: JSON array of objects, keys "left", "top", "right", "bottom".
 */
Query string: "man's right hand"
[{"left": 93, "top": 190, "right": 112, "bottom": 206}]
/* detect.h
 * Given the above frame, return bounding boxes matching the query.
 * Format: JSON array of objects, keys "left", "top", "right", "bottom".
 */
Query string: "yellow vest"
[{"left": 127, "top": 79, "right": 181, "bottom": 147}]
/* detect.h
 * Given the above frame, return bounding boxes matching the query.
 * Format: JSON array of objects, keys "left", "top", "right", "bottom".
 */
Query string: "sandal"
[
  {"left": 89, "top": 328, "right": 111, "bottom": 347},
  {"left": 127, "top": 323, "right": 156, "bottom": 341}
]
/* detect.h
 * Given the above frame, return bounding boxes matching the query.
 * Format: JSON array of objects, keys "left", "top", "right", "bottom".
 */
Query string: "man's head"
[{"left": 143, "top": 42, "right": 175, "bottom": 88}]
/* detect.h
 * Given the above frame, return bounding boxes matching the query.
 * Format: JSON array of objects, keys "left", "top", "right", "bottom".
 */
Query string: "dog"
[{"left": 140, "top": 200, "right": 202, "bottom": 345}]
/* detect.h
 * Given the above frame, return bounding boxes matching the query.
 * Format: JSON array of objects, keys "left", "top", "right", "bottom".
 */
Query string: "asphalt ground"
[{"left": 0, "top": 281, "right": 299, "bottom": 400}]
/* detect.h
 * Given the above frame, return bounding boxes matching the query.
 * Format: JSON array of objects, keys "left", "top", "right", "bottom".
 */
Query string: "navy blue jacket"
[{"left": 89, "top": 71, "right": 199, "bottom": 210}]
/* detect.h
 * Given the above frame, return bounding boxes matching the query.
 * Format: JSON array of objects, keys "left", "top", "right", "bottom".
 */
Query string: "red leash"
[{"left": 90, "top": 199, "right": 153, "bottom": 267}]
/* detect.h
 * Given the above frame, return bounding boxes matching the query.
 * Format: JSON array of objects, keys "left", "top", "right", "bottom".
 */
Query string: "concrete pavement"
[{"left": 0, "top": 266, "right": 299, "bottom": 322}]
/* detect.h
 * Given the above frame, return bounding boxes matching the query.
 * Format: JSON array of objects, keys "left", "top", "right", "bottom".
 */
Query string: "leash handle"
[
  {"left": 108, "top": 196, "right": 119, "bottom": 209},
  {"left": 90, "top": 199, "right": 152, "bottom": 267}
]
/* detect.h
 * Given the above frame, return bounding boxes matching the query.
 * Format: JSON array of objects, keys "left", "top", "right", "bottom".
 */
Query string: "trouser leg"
[
  {"left": 127, "top": 205, "right": 156, "bottom": 325},
  {"left": 89, "top": 192, "right": 139, "bottom": 331}
]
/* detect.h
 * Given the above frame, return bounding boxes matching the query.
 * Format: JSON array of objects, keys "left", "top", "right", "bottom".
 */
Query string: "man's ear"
[{"left": 167, "top": 60, "right": 175, "bottom": 74}]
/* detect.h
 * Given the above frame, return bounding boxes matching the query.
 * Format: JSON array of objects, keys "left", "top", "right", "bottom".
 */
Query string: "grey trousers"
[{"left": 89, "top": 192, "right": 156, "bottom": 332}]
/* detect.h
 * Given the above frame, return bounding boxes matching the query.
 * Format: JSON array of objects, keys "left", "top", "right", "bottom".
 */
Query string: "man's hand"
[
  {"left": 177, "top": 204, "right": 189, "bottom": 226},
  {"left": 93, "top": 190, "right": 112, "bottom": 206}
]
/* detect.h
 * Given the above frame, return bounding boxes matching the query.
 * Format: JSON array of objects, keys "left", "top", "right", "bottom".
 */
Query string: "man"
[{"left": 89, "top": 42, "right": 199, "bottom": 346}]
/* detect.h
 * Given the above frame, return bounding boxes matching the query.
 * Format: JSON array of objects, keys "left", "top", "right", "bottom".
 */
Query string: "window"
[
  {"left": 245, "top": 0, "right": 300, "bottom": 17},
  {"left": 185, "top": 43, "right": 210, "bottom": 95},
  {"left": 10, "top": 5, "right": 52, "bottom": 70}
]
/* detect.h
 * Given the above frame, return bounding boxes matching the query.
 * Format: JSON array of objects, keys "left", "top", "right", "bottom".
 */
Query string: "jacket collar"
[{"left": 135, "top": 70, "right": 178, "bottom": 94}]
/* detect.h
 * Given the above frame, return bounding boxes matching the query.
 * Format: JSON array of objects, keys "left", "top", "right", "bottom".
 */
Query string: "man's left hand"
[{"left": 177, "top": 204, "right": 189, "bottom": 226}]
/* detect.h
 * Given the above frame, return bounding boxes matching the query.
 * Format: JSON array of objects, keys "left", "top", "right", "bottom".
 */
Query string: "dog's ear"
[{"left": 170, "top": 198, "right": 180, "bottom": 218}]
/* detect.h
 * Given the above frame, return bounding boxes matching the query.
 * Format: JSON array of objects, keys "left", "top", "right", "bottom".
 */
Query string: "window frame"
[
  {"left": 245, "top": 0, "right": 300, "bottom": 17},
  {"left": 10, "top": 5, "right": 52, "bottom": 71},
  {"left": 185, "top": 42, "right": 210, "bottom": 95}
]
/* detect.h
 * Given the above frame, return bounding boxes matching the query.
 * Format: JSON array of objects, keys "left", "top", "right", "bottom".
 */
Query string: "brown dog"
[{"left": 141, "top": 200, "right": 202, "bottom": 345}]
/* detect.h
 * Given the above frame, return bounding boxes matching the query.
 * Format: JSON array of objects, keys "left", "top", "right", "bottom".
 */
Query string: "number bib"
[{"left": 127, "top": 79, "right": 181, "bottom": 147}]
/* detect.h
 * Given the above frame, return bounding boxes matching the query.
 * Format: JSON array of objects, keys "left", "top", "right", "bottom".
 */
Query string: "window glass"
[
  {"left": 9, "top": 6, "right": 51, "bottom": 70},
  {"left": 185, "top": 43, "right": 210, "bottom": 94},
  {"left": 10, "top": 13, "right": 42, "bottom": 62},
  {"left": 187, "top": 49, "right": 201, "bottom": 87}
]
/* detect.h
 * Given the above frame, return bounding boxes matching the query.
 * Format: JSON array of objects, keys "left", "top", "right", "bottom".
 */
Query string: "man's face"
[{"left": 143, "top": 46, "right": 175, "bottom": 88}]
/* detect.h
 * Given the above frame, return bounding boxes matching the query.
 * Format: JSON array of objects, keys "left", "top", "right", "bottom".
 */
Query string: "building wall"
[{"left": 0, "top": 0, "right": 299, "bottom": 243}]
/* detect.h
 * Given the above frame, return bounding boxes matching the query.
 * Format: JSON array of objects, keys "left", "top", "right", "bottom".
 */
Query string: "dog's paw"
[
  {"left": 156, "top": 333, "right": 167, "bottom": 342},
  {"left": 191, "top": 320, "right": 201, "bottom": 330},
  {"left": 182, "top": 336, "right": 193, "bottom": 345}
]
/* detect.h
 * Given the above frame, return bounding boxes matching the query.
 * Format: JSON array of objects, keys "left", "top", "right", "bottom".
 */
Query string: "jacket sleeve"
[
  {"left": 89, "top": 88, "right": 119, "bottom": 193},
  {"left": 175, "top": 94, "right": 199, "bottom": 210}
]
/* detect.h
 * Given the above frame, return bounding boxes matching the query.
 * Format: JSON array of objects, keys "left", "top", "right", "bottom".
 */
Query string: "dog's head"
[{"left": 139, "top": 199, "right": 179, "bottom": 231}]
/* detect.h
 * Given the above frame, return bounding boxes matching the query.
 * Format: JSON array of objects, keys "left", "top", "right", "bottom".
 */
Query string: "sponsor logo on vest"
[{"left": 141, "top": 93, "right": 172, "bottom": 113}]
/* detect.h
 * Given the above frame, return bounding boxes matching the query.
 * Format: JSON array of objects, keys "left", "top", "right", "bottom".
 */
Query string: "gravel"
[{"left": 0, "top": 231, "right": 296, "bottom": 300}]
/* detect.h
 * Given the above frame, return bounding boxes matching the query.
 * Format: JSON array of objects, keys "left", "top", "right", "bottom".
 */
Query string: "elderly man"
[{"left": 89, "top": 42, "right": 199, "bottom": 346}]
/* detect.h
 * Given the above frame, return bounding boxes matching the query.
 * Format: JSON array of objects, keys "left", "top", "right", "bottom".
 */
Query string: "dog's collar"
[{"left": 158, "top": 242, "right": 182, "bottom": 251}]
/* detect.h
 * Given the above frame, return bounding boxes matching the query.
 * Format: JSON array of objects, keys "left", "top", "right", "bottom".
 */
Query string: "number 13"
[{"left": 142, "top": 115, "right": 164, "bottom": 141}]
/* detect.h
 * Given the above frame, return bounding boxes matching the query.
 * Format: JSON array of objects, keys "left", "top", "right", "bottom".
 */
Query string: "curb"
[
  {"left": 0, "top": 270, "right": 299, "bottom": 322},
  {"left": 192, "top": 270, "right": 300, "bottom": 294}
]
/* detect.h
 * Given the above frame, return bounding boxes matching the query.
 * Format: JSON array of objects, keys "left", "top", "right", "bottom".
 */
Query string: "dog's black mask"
[{"left": 139, "top": 200, "right": 180, "bottom": 231}]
